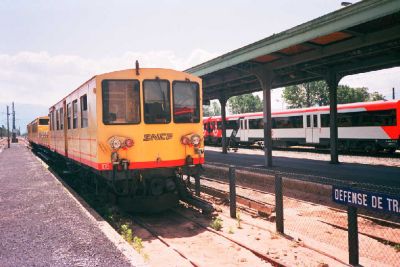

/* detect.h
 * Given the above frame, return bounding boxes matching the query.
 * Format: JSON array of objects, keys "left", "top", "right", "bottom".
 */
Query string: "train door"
[
  {"left": 312, "top": 114, "right": 320, "bottom": 143},
  {"left": 305, "top": 114, "right": 320, "bottom": 143},
  {"left": 63, "top": 100, "right": 68, "bottom": 157},
  {"left": 238, "top": 117, "right": 249, "bottom": 142}
]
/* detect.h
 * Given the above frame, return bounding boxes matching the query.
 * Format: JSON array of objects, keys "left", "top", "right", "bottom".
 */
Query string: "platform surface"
[
  {"left": 205, "top": 147, "right": 400, "bottom": 188},
  {"left": 0, "top": 143, "right": 145, "bottom": 267}
]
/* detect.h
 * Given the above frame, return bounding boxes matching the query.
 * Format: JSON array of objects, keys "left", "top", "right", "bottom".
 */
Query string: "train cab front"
[{"left": 97, "top": 72, "right": 205, "bottom": 212}]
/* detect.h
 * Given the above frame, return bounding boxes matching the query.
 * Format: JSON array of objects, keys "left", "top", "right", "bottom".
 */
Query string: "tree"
[
  {"left": 282, "top": 81, "right": 329, "bottom": 108},
  {"left": 203, "top": 100, "right": 221, "bottom": 117},
  {"left": 228, "top": 94, "right": 263, "bottom": 114},
  {"left": 369, "top": 91, "right": 385, "bottom": 101},
  {"left": 282, "top": 81, "right": 385, "bottom": 108}
]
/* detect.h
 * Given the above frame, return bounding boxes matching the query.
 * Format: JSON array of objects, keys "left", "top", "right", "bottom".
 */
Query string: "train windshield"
[
  {"left": 173, "top": 81, "right": 200, "bottom": 123},
  {"left": 39, "top": 118, "right": 49, "bottom": 125},
  {"left": 102, "top": 80, "right": 140, "bottom": 124},
  {"left": 144, "top": 80, "right": 171, "bottom": 124}
]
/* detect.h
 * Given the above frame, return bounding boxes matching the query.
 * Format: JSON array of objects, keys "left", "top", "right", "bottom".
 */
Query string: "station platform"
[
  {"left": 205, "top": 147, "right": 400, "bottom": 188},
  {"left": 0, "top": 143, "right": 146, "bottom": 267}
]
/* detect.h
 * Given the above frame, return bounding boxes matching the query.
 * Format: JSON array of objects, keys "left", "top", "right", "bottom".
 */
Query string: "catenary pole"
[{"left": 7, "top": 106, "right": 10, "bottom": 148}]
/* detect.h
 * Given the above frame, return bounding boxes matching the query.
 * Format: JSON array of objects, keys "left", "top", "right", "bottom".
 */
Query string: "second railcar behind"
[{"left": 204, "top": 100, "right": 400, "bottom": 153}]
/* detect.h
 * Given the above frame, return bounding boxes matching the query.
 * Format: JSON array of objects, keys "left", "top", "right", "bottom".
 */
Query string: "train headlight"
[
  {"left": 109, "top": 137, "right": 121, "bottom": 150},
  {"left": 125, "top": 138, "right": 134, "bottom": 148},
  {"left": 191, "top": 134, "right": 201, "bottom": 146}
]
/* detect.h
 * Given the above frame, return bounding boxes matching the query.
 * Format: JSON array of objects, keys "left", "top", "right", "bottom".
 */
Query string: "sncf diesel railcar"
[
  {"left": 27, "top": 116, "right": 50, "bottom": 149},
  {"left": 31, "top": 67, "right": 204, "bottom": 211},
  {"left": 204, "top": 100, "right": 400, "bottom": 153}
]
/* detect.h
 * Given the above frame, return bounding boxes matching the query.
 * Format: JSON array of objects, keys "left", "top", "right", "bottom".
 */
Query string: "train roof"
[
  {"left": 27, "top": 116, "right": 49, "bottom": 126},
  {"left": 203, "top": 100, "right": 400, "bottom": 121},
  {"left": 49, "top": 68, "right": 201, "bottom": 110}
]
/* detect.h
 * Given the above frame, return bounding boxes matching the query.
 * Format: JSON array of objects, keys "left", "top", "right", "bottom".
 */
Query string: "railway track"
[
  {"left": 132, "top": 208, "right": 280, "bottom": 267},
  {"left": 188, "top": 177, "right": 275, "bottom": 216}
]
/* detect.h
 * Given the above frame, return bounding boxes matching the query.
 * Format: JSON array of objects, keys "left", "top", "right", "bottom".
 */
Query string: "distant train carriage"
[
  {"left": 203, "top": 116, "right": 239, "bottom": 145},
  {"left": 204, "top": 100, "right": 400, "bottom": 153},
  {"left": 29, "top": 67, "right": 205, "bottom": 211},
  {"left": 27, "top": 116, "right": 50, "bottom": 149}
]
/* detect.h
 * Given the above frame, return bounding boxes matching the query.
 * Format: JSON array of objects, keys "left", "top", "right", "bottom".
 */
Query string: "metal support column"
[
  {"left": 228, "top": 166, "right": 237, "bottom": 218},
  {"left": 219, "top": 96, "right": 227, "bottom": 154},
  {"left": 12, "top": 102, "right": 17, "bottom": 143},
  {"left": 326, "top": 71, "right": 341, "bottom": 164},
  {"left": 254, "top": 69, "right": 274, "bottom": 167},
  {"left": 275, "top": 174, "right": 284, "bottom": 234},
  {"left": 347, "top": 206, "right": 359, "bottom": 266}
]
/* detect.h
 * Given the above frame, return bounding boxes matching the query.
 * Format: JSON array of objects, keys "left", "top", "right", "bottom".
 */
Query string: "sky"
[{"left": 0, "top": 0, "right": 399, "bottom": 130}]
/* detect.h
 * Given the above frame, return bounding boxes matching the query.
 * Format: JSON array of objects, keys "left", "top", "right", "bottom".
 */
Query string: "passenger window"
[
  {"left": 60, "top": 108, "right": 64, "bottom": 130},
  {"left": 56, "top": 110, "right": 60, "bottom": 130},
  {"left": 321, "top": 114, "right": 330, "bottom": 127},
  {"left": 313, "top": 114, "right": 318, "bottom": 128},
  {"left": 72, "top": 100, "right": 78, "bottom": 129},
  {"left": 102, "top": 80, "right": 140, "bottom": 124},
  {"left": 67, "top": 103, "right": 72, "bottom": 129},
  {"left": 39, "top": 119, "right": 49, "bottom": 125},
  {"left": 144, "top": 79, "right": 170, "bottom": 124},
  {"left": 81, "top": 95, "right": 88, "bottom": 128},
  {"left": 49, "top": 112, "right": 53, "bottom": 131},
  {"left": 172, "top": 81, "right": 200, "bottom": 123},
  {"left": 307, "top": 115, "right": 311, "bottom": 128}
]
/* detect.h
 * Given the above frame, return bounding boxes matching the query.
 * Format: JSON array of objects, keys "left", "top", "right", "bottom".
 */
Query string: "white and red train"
[{"left": 203, "top": 100, "right": 400, "bottom": 153}]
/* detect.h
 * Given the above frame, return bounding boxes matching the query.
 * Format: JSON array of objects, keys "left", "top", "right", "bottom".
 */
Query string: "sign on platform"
[{"left": 332, "top": 186, "right": 399, "bottom": 215}]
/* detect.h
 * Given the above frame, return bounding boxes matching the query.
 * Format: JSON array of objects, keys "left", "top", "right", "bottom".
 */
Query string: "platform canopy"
[{"left": 186, "top": 0, "right": 400, "bottom": 101}]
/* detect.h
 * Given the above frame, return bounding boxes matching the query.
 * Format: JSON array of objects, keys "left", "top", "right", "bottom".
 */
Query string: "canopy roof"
[{"left": 186, "top": 0, "right": 400, "bottom": 101}]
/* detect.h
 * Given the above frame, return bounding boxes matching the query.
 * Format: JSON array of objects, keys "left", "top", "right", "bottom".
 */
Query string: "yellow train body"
[
  {"left": 47, "top": 68, "right": 204, "bottom": 171},
  {"left": 27, "top": 116, "right": 50, "bottom": 148}
]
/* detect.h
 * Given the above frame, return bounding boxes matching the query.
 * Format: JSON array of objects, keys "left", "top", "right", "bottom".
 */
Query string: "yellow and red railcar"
[
  {"left": 27, "top": 116, "right": 50, "bottom": 149},
  {"left": 46, "top": 66, "right": 205, "bottom": 210}
]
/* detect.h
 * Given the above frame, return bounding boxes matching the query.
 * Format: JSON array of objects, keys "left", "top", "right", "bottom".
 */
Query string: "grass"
[
  {"left": 133, "top": 236, "right": 144, "bottom": 253},
  {"left": 236, "top": 211, "right": 242, "bottom": 229},
  {"left": 210, "top": 217, "right": 223, "bottom": 231},
  {"left": 120, "top": 223, "right": 133, "bottom": 243}
]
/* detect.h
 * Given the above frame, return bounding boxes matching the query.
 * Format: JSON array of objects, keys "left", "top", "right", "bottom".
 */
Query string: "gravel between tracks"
[{"left": 0, "top": 143, "right": 145, "bottom": 267}]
